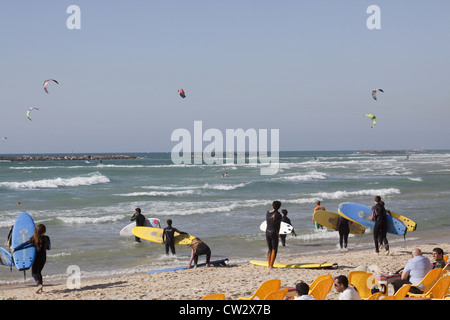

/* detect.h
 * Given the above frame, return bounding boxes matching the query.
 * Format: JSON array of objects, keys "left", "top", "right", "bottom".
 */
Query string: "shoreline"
[{"left": 0, "top": 241, "right": 447, "bottom": 300}]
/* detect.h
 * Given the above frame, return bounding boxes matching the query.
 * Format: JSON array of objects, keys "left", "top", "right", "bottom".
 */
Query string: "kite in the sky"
[
  {"left": 178, "top": 89, "right": 186, "bottom": 98},
  {"left": 43, "top": 79, "right": 59, "bottom": 93},
  {"left": 1, "top": 137, "right": 7, "bottom": 143},
  {"left": 365, "top": 113, "right": 376, "bottom": 128},
  {"left": 26, "top": 107, "right": 39, "bottom": 121},
  {"left": 371, "top": 88, "right": 384, "bottom": 101}
]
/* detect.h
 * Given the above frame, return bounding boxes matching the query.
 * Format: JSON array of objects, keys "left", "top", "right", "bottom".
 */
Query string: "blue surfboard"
[
  {"left": 0, "top": 247, "right": 13, "bottom": 267},
  {"left": 147, "top": 258, "right": 228, "bottom": 274},
  {"left": 338, "top": 202, "right": 407, "bottom": 236},
  {"left": 11, "top": 212, "right": 36, "bottom": 271}
]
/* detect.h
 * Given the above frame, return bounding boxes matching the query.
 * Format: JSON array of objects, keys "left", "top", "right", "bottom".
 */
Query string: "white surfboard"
[
  {"left": 259, "top": 221, "right": 294, "bottom": 235},
  {"left": 120, "top": 218, "right": 161, "bottom": 237}
]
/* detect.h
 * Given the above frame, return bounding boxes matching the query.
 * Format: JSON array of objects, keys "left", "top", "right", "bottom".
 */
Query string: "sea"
[{"left": 1, "top": 150, "right": 450, "bottom": 284}]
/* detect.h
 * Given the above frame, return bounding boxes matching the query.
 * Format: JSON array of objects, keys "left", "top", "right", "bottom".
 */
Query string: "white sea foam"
[
  {"left": 311, "top": 188, "right": 401, "bottom": 200},
  {"left": 56, "top": 214, "right": 126, "bottom": 225},
  {"left": 0, "top": 173, "right": 110, "bottom": 190},
  {"left": 114, "top": 190, "right": 195, "bottom": 197}
]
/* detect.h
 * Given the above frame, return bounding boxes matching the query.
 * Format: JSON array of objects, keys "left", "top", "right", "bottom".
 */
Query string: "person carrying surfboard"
[
  {"left": 370, "top": 196, "right": 390, "bottom": 255},
  {"left": 11, "top": 224, "right": 51, "bottom": 294},
  {"left": 131, "top": 208, "right": 146, "bottom": 243},
  {"left": 162, "top": 219, "right": 187, "bottom": 255},
  {"left": 313, "top": 201, "right": 325, "bottom": 229},
  {"left": 280, "top": 209, "right": 296, "bottom": 246},
  {"left": 266, "top": 201, "right": 282, "bottom": 269}
]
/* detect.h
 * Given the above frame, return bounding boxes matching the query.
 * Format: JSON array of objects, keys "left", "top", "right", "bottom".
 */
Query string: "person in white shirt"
[
  {"left": 393, "top": 248, "right": 432, "bottom": 294},
  {"left": 292, "top": 281, "right": 316, "bottom": 300},
  {"left": 334, "top": 275, "right": 361, "bottom": 300}
]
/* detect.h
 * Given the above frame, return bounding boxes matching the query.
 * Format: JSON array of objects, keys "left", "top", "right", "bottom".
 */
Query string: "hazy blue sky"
[{"left": 1, "top": 1, "right": 449, "bottom": 154}]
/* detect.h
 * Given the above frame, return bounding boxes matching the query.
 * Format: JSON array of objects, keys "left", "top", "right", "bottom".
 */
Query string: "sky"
[{"left": 1, "top": 0, "right": 449, "bottom": 154}]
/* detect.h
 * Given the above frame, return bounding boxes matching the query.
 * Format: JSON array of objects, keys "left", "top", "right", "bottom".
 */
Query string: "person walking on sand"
[
  {"left": 11, "top": 224, "right": 51, "bottom": 294},
  {"left": 187, "top": 238, "right": 211, "bottom": 269},
  {"left": 280, "top": 209, "right": 296, "bottom": 246},
  {"left": 162, "top": 219, "right": 186, "bottom": 255},
  {"left": 370, "top": 196, "right": 390, "bottom": 255},
  {"left": 266, "top": 201, "right": 282, "bottom": 269},
  {"left": 131, "top": 208, "right": 146, "bottom": 243},
  {"left": 336, "top": 215, "right": 350, "bottom": 250}
]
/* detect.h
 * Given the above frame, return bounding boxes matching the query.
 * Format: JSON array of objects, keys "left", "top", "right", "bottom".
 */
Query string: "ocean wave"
[
  {"left": 56, "top": 214, "right": 126, "bottom": 225},
  {"left": 0, "top": 173, "right": 110, "bottom": 190},
  {"left": 311, "top": 188, "right": 401, "bottom": 200},
  {"left": 276, "top": 171, "right": 327, "bottom": 182},
  {"left": 114, "top": 190, "right": 195, "bottom": 197}
]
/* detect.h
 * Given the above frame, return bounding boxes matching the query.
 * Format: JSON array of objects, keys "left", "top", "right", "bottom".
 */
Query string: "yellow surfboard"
[
  {"left": 132, "top": 227, "right": 196, "bottom": 245},
  {"left": 313, "top": 210, "right": 365, "bottom": 235},
  {"left": 250, "top": 260, "right": 337, "bottom": 269},
  {"left": 389, "top": 211, "right": 417, "bottom": 232}
]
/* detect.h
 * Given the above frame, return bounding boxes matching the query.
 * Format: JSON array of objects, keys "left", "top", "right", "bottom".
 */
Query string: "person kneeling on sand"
[{"left": 187, "top": 238, "right": 211, "bottom": 269}]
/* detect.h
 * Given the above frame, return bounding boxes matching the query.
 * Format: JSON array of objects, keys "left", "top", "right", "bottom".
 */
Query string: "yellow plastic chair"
[
  {"left": 308, "top": 274, "right": 332, "bottom": 293},
  {"left": 264, "top": 288, "right": 289, "bottom": 300},
  {"left": 442, "top": 264, "right": 449, "bottom": 275},
  {"left": 444, "top": 255, "right": 448, "bottom": 263},
  {"left": 309, "top": 277, "right": 334, "bottom": 300},
  {"left": 410, "top": 268, "right": 442, "bottom": 294},
  {"left": 201, "top": 293, "right": 226, "bottom": 300},
  {"left": 367, "top": 292, "right": 383, "bottom": 300},
  {"left": 238, "top": 279, "right": 281, "bottom": 300},
  {"left": 409, "top": 276, "right": 450, "bottom": 299},
  {"left": 380, "top": 284, "right": 411, "bottom": 300},
  {"left": 348, "top": 270, "right": 381, "bottom": 299}
]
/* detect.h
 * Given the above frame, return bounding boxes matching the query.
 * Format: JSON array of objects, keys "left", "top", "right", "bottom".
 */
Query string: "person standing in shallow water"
[
  {"left": 266, "top": 201, "right": 282, "bottom": 269},
  {"left": 11, "top": 224, "right": 51, "bottom": 294},
  {"left": 131, "top": 208, "right": 146, "bottom": 243}
]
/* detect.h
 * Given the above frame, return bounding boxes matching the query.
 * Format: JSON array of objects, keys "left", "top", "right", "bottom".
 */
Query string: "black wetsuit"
[
  {"left": 14, "top": 236, "right": 51, "bottom": 285},
  {"left": 266, "top": 210, "right": 282, "bottom": 257},
  {"left": 162, "top": 226, "right": 182, "bottom": 255},
  {"left": 337, "top": 216, "right": 349, "bottom": 249},
  {"left": 371, "top": 203, "right": 389, "bottom": 253},
  {"left": 131, "top": 212, "right": 146, "bottom": 242},
  {"left": 280, "top": 215, "right": 292, "bottom": 246}
]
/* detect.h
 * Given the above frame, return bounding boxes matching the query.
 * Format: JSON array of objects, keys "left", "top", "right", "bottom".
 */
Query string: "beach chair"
[
  {"left": 201, "top": 293, "right": 226, "bottom": 300},
  {"left": 409, "top": 276, "right": 450, "bottom": 299},
  {"left": 380, "top": 284, "right": 411, "bottom": 300},
  {"left": 309, "top": 277, "right": 334, "bottom": 300},
  {"left": 367, "top": 292, "right": 383, "bottom": 300},
  {"left": 441, "top": 263, "right": 449, "bottom": 275},
  {"left": 348, "top": 270, "right": 381, "bottom": 299},
  {"left": 410, "top": 268, "right": 442, "bottom": 295},
  {"left": 263, "top": 288, "right": 289, "bottom": 300},
  {"left": 308, "top": 274, "right": 332, "bottom": 293},
  {"left": 238, "top": 279, "right": 281, "bottom": 300}
]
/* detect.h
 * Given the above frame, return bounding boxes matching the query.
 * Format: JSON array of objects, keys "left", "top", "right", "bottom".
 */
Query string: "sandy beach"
[{"left": 0, "top": 242, "right": 447, "bottom": 300}]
